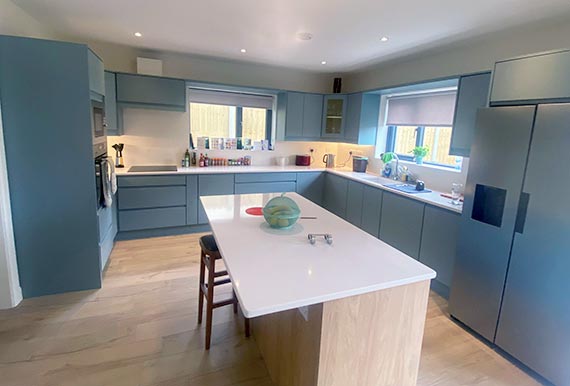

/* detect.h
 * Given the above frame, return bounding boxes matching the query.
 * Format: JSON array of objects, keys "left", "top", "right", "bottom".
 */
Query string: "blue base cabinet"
[
  {"left": 361, "top": 185, "right": 383, "bottom": 237},
  {"left": 296, "top": 172, "right": 324, "bottom": 206},
  {"left": 346, "top": 181, "right": 364, "bottom": 227},
  {"left": 419, "top": 206, "right": 460, "bottom": 291},
  {"left": 323, "top": 173, "right": 349, "bottom": 218},
  {"left": 379, "top": 192, "right": 425, "bottom": 260},
  {"left": 234, "top": 173, "right": 296, "bottom": 194},
  {"left": 186, "top": 175, "right": 198, "bottom": 225},
  {"left": 198, "top": 174, "right": 235, "bottom": 224}
]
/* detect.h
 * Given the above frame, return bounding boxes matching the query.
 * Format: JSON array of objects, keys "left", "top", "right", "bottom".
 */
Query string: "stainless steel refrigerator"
[{"left": 449, "top": 103, "right": 570, "bottom": 386}]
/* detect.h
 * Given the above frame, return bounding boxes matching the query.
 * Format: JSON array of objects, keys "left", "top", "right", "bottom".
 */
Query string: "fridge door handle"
[{"left": 515, "top": 192, "right": 530, "bottom": 234}]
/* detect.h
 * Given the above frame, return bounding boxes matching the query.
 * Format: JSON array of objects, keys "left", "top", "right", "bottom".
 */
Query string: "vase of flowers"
[{"left": 411, "top": 146, "right": 429, "bottom": 165}]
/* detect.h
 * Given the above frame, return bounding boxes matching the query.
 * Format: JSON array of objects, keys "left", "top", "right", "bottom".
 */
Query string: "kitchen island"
[{"left": 201, "top": 192, "right": 436, "bottom": 386}]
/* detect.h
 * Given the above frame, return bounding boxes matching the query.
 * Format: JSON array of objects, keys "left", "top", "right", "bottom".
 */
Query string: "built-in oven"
[{"left": 91, "top": 99, "right": 106, "bottom": 147}]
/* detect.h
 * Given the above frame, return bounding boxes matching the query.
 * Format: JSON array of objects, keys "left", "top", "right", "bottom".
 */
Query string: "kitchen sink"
[{"left": 128, "top": 165, "right": 178, "bottom": 172}]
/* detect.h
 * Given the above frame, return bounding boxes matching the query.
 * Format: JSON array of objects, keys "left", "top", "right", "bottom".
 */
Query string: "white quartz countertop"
[
  {"left": 117, "top": 164, "right": 462, "bottom": 213},
  {"left": 201, "top": 193, "right": 436, "bottom": 318}
]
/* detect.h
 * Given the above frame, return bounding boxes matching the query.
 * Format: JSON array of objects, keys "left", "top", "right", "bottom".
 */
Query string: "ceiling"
[{"left": 13, "top": 0, "right": 570, "bottom": 72}]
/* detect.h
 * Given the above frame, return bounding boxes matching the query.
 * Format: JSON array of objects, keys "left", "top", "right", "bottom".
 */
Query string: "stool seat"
[
  {"left": 199, "top": 234, "right": 218, "bottom": 253},
  {"left": 197, "top": 234, "right": 249, "bottom": 349}
]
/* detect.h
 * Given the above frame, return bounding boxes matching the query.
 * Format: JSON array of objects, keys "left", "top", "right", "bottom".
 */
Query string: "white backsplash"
[{"left": 107, "top": 108, "right": 339, "bottom": 168}]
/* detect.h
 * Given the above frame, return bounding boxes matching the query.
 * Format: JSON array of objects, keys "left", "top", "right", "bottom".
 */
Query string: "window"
[
  {"left": 384, "top": 90, "right": 462, "bottom": 168},
  {"left": 188, "top": 89, "right": 274, "bottom": 144}
]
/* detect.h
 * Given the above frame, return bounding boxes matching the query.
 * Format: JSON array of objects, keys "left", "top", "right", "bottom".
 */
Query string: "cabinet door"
[
  {"left": 116, "top": 73, "right": 186, "bottom": 109},
  {"left": 490, "top": 50, "right": 570, "bottom": 104},
  {"left": 87, "top": 50, "right": 105, "bottom": 96},
  {"left": 198, "top": 174, "right": 235, "bottom": 224},
  {"left": 186, "top": 175, "right": 198, "bottom": 225},
  {"left": 235, "top": 181, "right": 296, "bottom": 194},
  {"left": 344, "top": 93, "right": 361, "bottom": 142},
  {"left": 296, "top": 172, "right": 324, "bottom": 206},
  {"left": 345, "top": 180, "right": 364, "bottom": 227},
  {"left": 419, "top": 206, "right": 460, "bottom": 290},
  {"left": 302, "top": 93, "right": 323, "bottom": 139},
  {"left": 323, "top": 173, "right": 348, "bottom": 218},
  {"left": 321, "top": 95, "right": 347, "bottom": 138},
  {"left": 495, "top": 103, "right": 570, "bottom": 386},
  {"left": 284, "top": 92, "right": 304, "bottom": 138},
  {"left": 449, "top": 72, "right": 491, "bottom": 156},
  {"left": 104, "top": 71, "right": 119, "bottom": 135},
  {"left": 361, "top": 185, "right": 383, "bottom": 237},
  {"left": 379, "top": 192, "right": 425, "bottom": 259}
]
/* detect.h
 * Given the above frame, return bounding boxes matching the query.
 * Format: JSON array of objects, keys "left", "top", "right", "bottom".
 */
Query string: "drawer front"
[
  {"left": 119, "top": 207, "right": 186, "bottom": 231},
  {"left": 118, "top": 186, "right": 186, "bottom": 210},
  {"left": 235, "top": 173, "right": 297, "bottom": 183},
  {"left": 234, "top": 181, "right": 296, "bottom": 194},
  {"left": 97, "top": 204, "right": 114, "bottom": 243},
  {"left": 118, "top": 175, "right": 186, "bottom": 187}
]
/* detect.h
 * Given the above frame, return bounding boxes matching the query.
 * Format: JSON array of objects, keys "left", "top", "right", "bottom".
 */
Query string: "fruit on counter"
[{"left": 262, "top": 194, "right": 301, "bottom": 230}]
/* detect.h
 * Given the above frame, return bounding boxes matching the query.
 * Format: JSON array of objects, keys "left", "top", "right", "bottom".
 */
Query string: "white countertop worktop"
[
  {"left": 201, "top": 193, "right": 437, "bottom": 318},
  {"left": 116, "top": 165, "right": 462, "bottom": 213}
]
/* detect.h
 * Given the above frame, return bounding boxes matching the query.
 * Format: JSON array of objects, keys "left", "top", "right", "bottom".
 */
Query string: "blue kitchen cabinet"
[
  {"left": 379, "top": 192, "right": 425, "bottom": 260},
  {"left": 116, "top": 73, "right": 186, "bottom": 111},
  {"left": 186, "top": 175, "right": 198, "bottom": 225},
  {"left": 118, "top": 186, "right": 186, "bottom": 210},
  {"left": 323, "top": 173, "right": 348, "bottom": 218},
  {"left": 277, "top": 92, "right": 323, "bottom": 140},
  {"left": 88, "top": 49, "right": 105, "bottom": 96},
  {"left": 346, "top": 180, "right": 364, "bottom": 227},
  {"left": 234, "top": 172, "right": 296, "bottom": 194},
  {"left": 198, "top": 174, "right": 235, "bottom": 224},
  {"left": 344, "top": 93, "right": 380, "bottom": 145},
  {"left": 98, "top": 196, "right": 118, "bottom": 271},
  {"left": 360, "top": 185, "right": 383, "bottom": 237},
  {"left": 419, "top": 205, "right": 460, "bottom": 296},
  {"left": 0, "top": 36, "right": 102, "bottom": 297},
  {"left": 449, "top": 72, "right": 491, "bottom": 157},
  {"left": 104, "top": 71, "right": 119, "bottom": 135},
  {"left": 321, "top": 94, "right": 347, "bottom": 139},
  {"left": 118, "top": 175, "right": 186, "bottom": 187},
  {"left": 296, "top": 172, "right": 324, "bottom": 206},
  {"left": 119, "top": 207, "right": 187, "bottom": 231}
]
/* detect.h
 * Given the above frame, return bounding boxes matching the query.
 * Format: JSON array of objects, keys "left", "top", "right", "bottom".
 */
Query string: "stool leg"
[
  {"left": 197, "top": 250, "right": 205, "bottom": 324},
  {"left": 205, "top": 254, "right": 215, "bottom": 350},
  {"left": 232, "top": 289, "right": 238, "bottom": 314},
  {"left": 245, "top": 317, "right": 250, "bottom": 338}
]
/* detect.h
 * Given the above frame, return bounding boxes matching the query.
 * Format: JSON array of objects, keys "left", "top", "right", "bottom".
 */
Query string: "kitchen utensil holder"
[{"left": 308, "top": 233, "right": 333, "bottom": 245}]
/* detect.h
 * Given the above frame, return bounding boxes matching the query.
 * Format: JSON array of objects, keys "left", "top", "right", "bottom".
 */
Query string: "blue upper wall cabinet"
[
  {"left": 344, "top": 93, "right": 380, "bottom": 145},
  {"left": 276, "top": 92, "right": 323, "bottom": 141},
  {"left": 449, "top": 72, "right": 491, "bottom": 157},
  {"left": 116, "top": 73, "right": 186, "bottom": 111},
  {"left": 0, "top": 36, "right": 102, "bottom": 297},
  {"left": 490, "top": 49, "right": 570, "bottom": 105},
  {"left": 87, "top": 49, "right": 105, "bottom": 96},
  {"left": 104, "top": 71, "right": 119, "bottom": 135},
  {"left": 321, "top": 94, "right": 347, "bottom": 139}
]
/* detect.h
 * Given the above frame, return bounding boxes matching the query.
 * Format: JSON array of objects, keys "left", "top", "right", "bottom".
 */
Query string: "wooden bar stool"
[{"left": 198, "top": 234, "right": 250, "bottom": 349}]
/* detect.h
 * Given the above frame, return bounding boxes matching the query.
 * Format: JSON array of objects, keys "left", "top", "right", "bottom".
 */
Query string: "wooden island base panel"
[{"left": 253, "top": 280, "right": 431, "bottom": 386}]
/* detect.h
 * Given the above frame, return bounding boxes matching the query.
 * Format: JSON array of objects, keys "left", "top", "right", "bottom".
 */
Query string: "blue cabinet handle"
[{"left": 515, "top": 192, "right": 530, "bottom": 234}]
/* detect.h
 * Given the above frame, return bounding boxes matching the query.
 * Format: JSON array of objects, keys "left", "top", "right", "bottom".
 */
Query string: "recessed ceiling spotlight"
[
  {"left": 134, "top": 32, "right": 142, "bottom": 37},
  {"left": 240, "top": 48, "right": 247, "bottom": 53},
  {"left": 380, "top": 36, "right": 389, "bottom": 42},
  {"left": 321, "top": 61, "right": 327, "bottom": 65},
  {"left": 297, "top": 32, "right": 313, "bottom": 41}
]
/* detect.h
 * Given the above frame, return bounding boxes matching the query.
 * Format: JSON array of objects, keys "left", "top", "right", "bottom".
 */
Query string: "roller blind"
[
  {"left": 386, "top": 91, "right": 457, "bottom": 126},
  {"left": 188, "top": 89, "right": 274, "bottom": 109}
]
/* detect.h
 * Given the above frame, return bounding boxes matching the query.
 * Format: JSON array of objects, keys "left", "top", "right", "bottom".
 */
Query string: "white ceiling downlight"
[
  {"left": 380, "top": 36, "right": 389, "bottom": 42},
  {"left": 296, "top": 32, "right": 313, "bottom": 41},
  {"left": 321, "top": 61, "right": 327, "bottom": 65},
  {"left": 240, "top": 48, "right": 247, "bottom": 53}
]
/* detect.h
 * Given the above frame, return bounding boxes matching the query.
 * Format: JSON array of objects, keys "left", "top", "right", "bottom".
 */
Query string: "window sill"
[{"left": 398, "top": 159, "right": 463, "bottom": 173}]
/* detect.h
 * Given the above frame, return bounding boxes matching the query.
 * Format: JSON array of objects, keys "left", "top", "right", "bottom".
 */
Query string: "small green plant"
[
  {"left": 380, "top": 152, "right": 397, "bottom": 164},
  {"left": 411, "top": 146, "right": 429, "bottom": 158}
]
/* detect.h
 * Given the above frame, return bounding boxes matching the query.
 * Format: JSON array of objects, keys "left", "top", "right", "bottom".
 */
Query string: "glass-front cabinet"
[{"left": 321, "top": 94, "right": 347, "bottom": 138}]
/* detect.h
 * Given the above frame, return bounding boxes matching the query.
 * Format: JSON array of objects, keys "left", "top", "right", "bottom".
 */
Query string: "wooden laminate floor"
[{"left": 0, "top": 234, "right": 542, "bottom": 386}]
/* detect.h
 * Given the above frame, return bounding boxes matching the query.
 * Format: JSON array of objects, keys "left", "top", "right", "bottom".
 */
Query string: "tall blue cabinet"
[{"left": 0, "top": 35, "right": 103, "bottom": 297}]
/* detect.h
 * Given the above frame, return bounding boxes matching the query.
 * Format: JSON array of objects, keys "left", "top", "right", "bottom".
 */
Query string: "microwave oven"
[{"left": 91, "top": 100, "right": 106, "bottom": 146}]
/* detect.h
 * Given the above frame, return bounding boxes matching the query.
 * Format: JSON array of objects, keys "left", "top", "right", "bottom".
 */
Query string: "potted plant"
[{"left": 411, "top": 146, "right": 429, "bottom": 165}]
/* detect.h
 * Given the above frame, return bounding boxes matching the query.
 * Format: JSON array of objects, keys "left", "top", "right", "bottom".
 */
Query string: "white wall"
[
  {"left": 345, "top": 15, "right": 570, "bottom": 92},
  {"left": 0, "top": 0, "right": 60, "bottom": 39},
  {"left": 87, "top": 40, "right": 336, "bottom": 94},
  {"left": 108, "top": 108, "right": 339, "bottom": 167}
]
